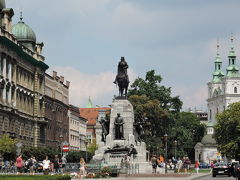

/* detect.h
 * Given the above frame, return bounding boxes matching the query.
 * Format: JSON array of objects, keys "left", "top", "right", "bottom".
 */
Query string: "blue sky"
[{"left": 7, "top": 0, "right": 240, "bottom": 110}]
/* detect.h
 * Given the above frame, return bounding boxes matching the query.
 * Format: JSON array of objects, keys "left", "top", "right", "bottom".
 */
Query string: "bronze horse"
[{"left": 116, "top": 73, "right": 129, "bottom": 97}]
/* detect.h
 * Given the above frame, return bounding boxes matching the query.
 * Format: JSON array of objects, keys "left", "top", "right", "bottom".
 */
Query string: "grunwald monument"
[{"left": 93, "top": 57, "right": 147, "bottom": 169}]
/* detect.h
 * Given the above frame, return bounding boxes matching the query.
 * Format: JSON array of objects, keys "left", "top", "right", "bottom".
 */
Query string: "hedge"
[{"left": 0, "top": 175, "right": 71, "bottom": 180}]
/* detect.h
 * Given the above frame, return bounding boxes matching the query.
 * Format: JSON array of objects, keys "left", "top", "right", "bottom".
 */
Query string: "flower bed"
[{"left": 0, "top": 175, "right": 71, "bottom": 180}]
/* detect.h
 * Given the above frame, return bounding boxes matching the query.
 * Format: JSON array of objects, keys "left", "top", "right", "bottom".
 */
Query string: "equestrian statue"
[{"left": 113, "top": 57, "right": 129, "bottom": 97}]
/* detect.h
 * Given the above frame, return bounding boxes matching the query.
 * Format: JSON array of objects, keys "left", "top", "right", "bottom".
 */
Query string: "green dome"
[
  {"left": 12, "top": 19, "right": 36, "bottom": 43},
  {"left": 201, "top": 134, "right": 216, "bottom": 145},
  {"left": 0, "top": 0, "right": 5, "bottom": 10}
]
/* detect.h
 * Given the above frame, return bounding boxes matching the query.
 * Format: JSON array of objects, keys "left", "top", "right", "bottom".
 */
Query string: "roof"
[
  {"left": 79, "top": 107, "right": 110, "bottom": 126},
  {"left": 201, "top": 134, "right": 216, "bottom": 145},
  {"left": 0, "top": 35, "right": 48, "bottom": 70},
  {"left": 12, "top": 20, "right": 36, "bottom": 43}
]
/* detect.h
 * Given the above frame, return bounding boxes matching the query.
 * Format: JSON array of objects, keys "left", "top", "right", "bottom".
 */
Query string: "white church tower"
[{"left": 195, "top": 36, "right": 240, "bottom": 163}]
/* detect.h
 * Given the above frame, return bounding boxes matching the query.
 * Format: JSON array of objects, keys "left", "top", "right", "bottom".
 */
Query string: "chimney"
[
  {"left": 52, "top": 71, "right": 57, "bottom": 78},
  {"left": 66, "top": 81, "right": 70, "bottom": 87},
  {"left": 60, "top": 76, "right": 64, "bottom": 83}
]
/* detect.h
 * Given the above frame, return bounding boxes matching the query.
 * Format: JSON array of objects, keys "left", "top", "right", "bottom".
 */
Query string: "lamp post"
[
  {"left": 174, "top": 140, "right": 177, "bottom": 159},
  {"left": 164, "top": 133, "right": 168, "bottom": 174},
  {"left": 84, "top": 140, "right": 88, "bottom": 162},
  {"left": 59, "top": 134, "right": 63, "bottom": 157}
]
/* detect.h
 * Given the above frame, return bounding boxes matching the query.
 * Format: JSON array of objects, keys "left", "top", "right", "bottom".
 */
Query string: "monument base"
[{"left": 93, "top": 99, "right": 147, "bottom": 166}]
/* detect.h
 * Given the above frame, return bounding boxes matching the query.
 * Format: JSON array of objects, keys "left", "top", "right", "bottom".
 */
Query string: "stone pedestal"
[{"left": 93, "top": 98, "right": 147, "bottom": 165}]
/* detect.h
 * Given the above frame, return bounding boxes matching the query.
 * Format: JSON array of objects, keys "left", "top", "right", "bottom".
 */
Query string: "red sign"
[{"left": 62, "top": 145, "right": 69, "bottom": 152}]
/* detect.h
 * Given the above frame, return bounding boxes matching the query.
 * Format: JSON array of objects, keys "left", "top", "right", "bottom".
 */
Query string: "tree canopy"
[
  {"left": 128, "top": 70, "right": 182, "bottom": 112},
  {"left": 214, "top": 102, "right": 240, "bottom": 160},
  {"left": 127, "top": 70, "right": 205, "bottom": 159}
]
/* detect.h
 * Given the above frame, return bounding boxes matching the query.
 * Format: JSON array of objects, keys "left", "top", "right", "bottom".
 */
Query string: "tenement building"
[
  {"left": 0, "top": 0, "right": 49, "bottom": 147},
  {"left": 45, "top": 71, "right": 70, "bottom": 149},
  {"left": 79, "top": 97, "right": 110, "bottom": 144},
  {"left": 195, "top": 37, "right": 240, "bottom": 163},
  {"left": 68, "top": 104, "right": 87, "bottom": 151}
]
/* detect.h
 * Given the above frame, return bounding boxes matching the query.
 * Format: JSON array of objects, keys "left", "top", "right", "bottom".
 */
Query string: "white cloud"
[
  {"left": 173, "top": 85, "right": 208, "bottom": 111},
  {"left": 50, "top": 66, "right": 137, "bottom": 107}
]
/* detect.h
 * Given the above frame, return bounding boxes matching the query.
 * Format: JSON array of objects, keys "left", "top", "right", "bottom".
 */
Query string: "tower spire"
[
  {"left": 212, "top": 39, "right": 224, "bottom": 82},
  {"left": 86, "top": 96, "right": 93, "bottom": 108},
  {"left": 226, "top": 33, "right": 239, "bottom": 77},
  {"left": 19, "top": 10, "right": 23, "bottom": 22},
  {"left": 216, "top": 39, "right": 220, "bottom": 55}
]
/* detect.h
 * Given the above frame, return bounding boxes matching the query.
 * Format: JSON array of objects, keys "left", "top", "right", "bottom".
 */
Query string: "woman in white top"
[
  {"left": 79, "top": 158, "right": 86, "bottom": 180},
  {"left": 43, "top": 156, "right": 51, "bottom": 175}
]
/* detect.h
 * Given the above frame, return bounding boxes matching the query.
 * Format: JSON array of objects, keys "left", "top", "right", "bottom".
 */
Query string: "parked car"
[
  {"left": 212, "top": 162, "right": 231, "bottom": 177},
  {"left": 199, "top": 162, "right": 210, "bottom": 168}
]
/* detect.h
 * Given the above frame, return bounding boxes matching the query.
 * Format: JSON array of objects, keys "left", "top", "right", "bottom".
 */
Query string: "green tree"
[
  {"left": 169, "top": 112, "right": 205, "bottom": 159},
  {"left": 0, "top": 134, "right": 18, "bottom": 160},
  {"left": 22, "top": 147, "right": 59, "bottom": 161},
  {"left": 128, "top": 70, "right": 182, "bottom": 111},
  {"left": 214, "top": 102, "right": 240, "bottom": 160},
  {"left": 66, "top": 151, "right": 86, "bottom": 163},
  {"left": 127, "top": 70, "right": 182, "bottom": 155}
]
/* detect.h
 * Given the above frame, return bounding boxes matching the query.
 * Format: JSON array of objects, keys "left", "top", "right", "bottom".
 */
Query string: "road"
[{"left": 196, "top": 175, "right": 233, "bottom": 180}]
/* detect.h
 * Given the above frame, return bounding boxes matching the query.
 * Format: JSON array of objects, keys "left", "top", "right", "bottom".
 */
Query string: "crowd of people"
[
  {"left": 151, "top": 155, "right": 199, "bottom": 174},
  {"left": 0, "top": 154, "right": 67, "bottom": 175}
]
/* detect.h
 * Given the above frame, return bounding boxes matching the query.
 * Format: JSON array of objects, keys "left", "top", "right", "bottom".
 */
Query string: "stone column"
[
  {"left": 12, "top": 89, "right": 16, "bottom": 107},
  {"left": 2, "top": 57, "right": 6, "bottom": 79},
  {"left": 8, "top": 63, "right": 12, "bottom": 82},
  {"left": 33, "top": 122, "right": 39, "bottom": 147},
  {"left": 2, "top": 85, "right": 6, "bottom": 104},
  {"left": 8, "top": 87, "right": 11, "bottom": 106}
]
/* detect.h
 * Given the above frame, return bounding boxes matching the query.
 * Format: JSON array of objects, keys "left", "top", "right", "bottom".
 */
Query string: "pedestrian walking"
[
  {"left": 15, "top": 155, "right": 23, "bottom": 175},
  {"left": 53, "top": 155, "right": 60, "bottom": 174},
  {"left": 79, "top": 158, "right": 86, "bottom": 180},
  {"left": 195, "top": 160, "right": 200, "bottom": 174},
  {"left": 151, "top": 155, "right": 158, "bottom": 174},
  {"left": 43, "top": 156, "right": 51, "bottom": 175},
  {"left": 177, "top": 158, "right": 183, "bottom": 173},
  {"left": 28, "top": 156, "right": 36, "bottom": 175}
]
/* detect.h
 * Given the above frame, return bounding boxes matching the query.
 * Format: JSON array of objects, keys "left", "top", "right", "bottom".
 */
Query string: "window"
[
  {"left": 209, "top": 109, "right": 212, "bottom": 120},
  {"left": 234, "top": 87, "right": 237, "bottom": 93}
]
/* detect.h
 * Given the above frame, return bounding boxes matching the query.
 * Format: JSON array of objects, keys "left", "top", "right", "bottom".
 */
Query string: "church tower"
[{"left": 195, "top": 36, "right": 240, "bottom": 163}]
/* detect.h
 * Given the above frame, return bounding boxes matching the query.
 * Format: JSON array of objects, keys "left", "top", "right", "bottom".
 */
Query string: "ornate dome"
[
  {"left": 0, "top": 0, "right": 5, "bottom": 10},
  {"left": 201, "top": 134, "right": 216, "bottom": 145},
  {"left": 12, "top": 18, "right": 36, "bottom": 43}
]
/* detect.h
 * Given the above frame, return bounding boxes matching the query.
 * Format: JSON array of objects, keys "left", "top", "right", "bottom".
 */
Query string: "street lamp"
[
  {"left": 84, "top": 140, "right": 88, "bottom": 162},
  {"left": 174, "top": 140, "right": 177, "bottom": 159},
  {"left": 164, "top": 133, "right": 168, "bottom": 174},
  {"left": 59, "top": 134, "right": 63, "bottom": 157}
]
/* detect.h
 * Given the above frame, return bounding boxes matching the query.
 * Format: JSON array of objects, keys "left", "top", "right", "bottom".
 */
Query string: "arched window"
[{"left": 234, "top": 87, "right": 237, "bottom": 93}]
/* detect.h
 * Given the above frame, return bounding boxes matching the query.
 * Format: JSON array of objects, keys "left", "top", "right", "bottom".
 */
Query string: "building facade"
[
  {"left": 45, "top": 71, "right": 69, "bottom": 149},
  {"left": 68, "top": 105, "right": 87, "bottom": 151},
  {"left": 0, "top": 1, "right": 49, "bottom": 147},
  {"left": 79, "top": 98, "right": 110, "bottom": 145},
  {"left": 195, "top": 38, "right": 240, "bottom": 163}
]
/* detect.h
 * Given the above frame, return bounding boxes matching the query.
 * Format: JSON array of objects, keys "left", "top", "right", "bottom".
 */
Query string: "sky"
[{"left": 6, "top": 0, "right": 240, "bottom": 111}]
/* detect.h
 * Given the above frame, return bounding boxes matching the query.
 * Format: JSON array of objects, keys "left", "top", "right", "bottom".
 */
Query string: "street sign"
[{"left": 62, "top": 145, "right": 69, "bottom": 152}]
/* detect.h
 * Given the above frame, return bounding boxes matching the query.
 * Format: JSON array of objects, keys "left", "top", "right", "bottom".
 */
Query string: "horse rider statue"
[{"left": 113, "top": 57, "right": 129, "bottom": 96}]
